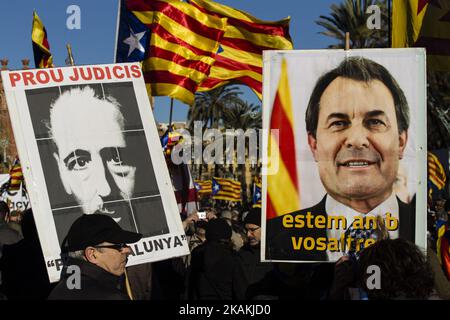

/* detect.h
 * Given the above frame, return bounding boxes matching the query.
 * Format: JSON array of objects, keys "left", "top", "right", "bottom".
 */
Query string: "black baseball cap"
[
  {"left": 63, "top": 214, "right": 142, "bottom": 252},
  {"left": 244, "top": 208, "right": 261, "bottom": 226}
]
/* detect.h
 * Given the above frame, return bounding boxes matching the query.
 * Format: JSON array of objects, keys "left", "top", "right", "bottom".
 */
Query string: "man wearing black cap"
[
  {"left": 48, "top": 214, "right": 142, "bottom": 300},
  {"left": 238, "top": 208, "right": 274, "bottom": 299}
]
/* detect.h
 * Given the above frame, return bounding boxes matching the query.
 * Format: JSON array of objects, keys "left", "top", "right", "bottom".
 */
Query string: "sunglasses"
[{"left": 93, "top": 243, "right": 130, "bottom": 252}]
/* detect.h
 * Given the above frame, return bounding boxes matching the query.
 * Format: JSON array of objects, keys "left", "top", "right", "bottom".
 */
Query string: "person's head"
[
  {"left": 231, "top": 210, "right": 240, "bottom": 222},
  {"left": 50, "top": 87, "right": 136, "bottom": 222},
  {"left": 221, "top": 210, "right": 233, "bottom": 226},
  {"left": 435, "top": 198, "right": 446, "bottom": 212},
  {"left": 305, "top": 57, "right": 409, "bottom": 210},
  {"left": 194, "top": 219, "right": 207, "bottom": 238},
  {"left": 445, "top": 198, "right": 450, "bottom": 213},
  {"left": 64, "top": 213, "right": 142, "bottom": 276},
  {"left": 0, "top": 201, "right": 9, "bottom": 224},
  {"left": 8, "top": 210, "right": 22, "bottom": 223},
  {"left": 205, "top": 218, "right": 232, "bottom": 243},
  {"left": 244, "top": 208, "right": 261, "bottom": 247},
  {"left": 358, "top": 238, "right": 434, "bottom": 300}
]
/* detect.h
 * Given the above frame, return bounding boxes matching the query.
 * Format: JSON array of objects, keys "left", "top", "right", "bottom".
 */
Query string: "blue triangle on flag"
[
  {"left": 212, "top": 178, "right": 221, "bottom": 195},
  {"left": 116, "top": 0, "right": 150, "bottom": 63}
]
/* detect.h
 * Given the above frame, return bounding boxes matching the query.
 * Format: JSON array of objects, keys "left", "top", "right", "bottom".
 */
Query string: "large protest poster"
[
  {"left": 261, "top": 49, "right": 427, "bottom": 263},
  {"left": 1, "top": 63, "right": 189, "bottom": 281}
]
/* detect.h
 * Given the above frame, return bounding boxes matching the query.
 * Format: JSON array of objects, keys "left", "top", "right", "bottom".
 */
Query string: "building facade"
[{"left": 0, "top": 59, "right": 25, "bottom": 172}]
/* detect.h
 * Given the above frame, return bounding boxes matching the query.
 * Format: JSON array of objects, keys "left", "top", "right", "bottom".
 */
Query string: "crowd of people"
[{"left": 0, "top": 198, "right": 449, "bottom": 300}]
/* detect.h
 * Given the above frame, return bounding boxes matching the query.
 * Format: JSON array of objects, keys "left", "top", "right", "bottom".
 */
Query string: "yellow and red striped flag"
[
  {"left": 212, "top": 177, "right": 241, "bottom": 202},
  {"left": 8, "top": 159, "right": 23, "bottom": 192},
  {"left": 125, "top": 0, "right": 227, "bottom": 105},
  {"left": 266, "top": 58, "right": 300, "bottom": 219},
  {"left": 436, "top": 223, "right": 450, "bottom": 280},
  {"left": 161, "top": 127, "right": 183, "bottom": 158},
  {"left": 428, "top": 151, "right": 447, "bottom": 190},
  {"left": 31, "top": 11, "right": 54, "bottom": 69},
  {"left": 392, "top": 0, "right": 450, "bottom": 72},
  {"left": 189, "top": 0, "right": 293, "bottom": 99}
]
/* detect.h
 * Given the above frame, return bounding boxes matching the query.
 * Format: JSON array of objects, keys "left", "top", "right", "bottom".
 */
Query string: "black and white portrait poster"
[
  {"left": 261, "top": 49, "right": 427, "bottom": 263},
  {"left": 1, "top": 63, "right": 189, "bottom": 282}
]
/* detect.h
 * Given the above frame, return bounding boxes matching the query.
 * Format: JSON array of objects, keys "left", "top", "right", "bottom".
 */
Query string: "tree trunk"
[{"left": 238, "top": 163, "right": 248, "bottom": 207}]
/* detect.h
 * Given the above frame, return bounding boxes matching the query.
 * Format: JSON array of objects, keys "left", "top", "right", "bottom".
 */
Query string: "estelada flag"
[
  {"left": 212, "top": 177, "right": 241, "bottom": 202},
  {"left": 32, "top": 11, "right": 54, "bottom": 68},
  {"left": 160, "top": 126, "right": 183, "bottom": 158},
  {"left": 392, "top": 0, "right": 450, "bottom": 72},
  {"left": 194, "top": 180, "right": 212, "bottom": 195},
  {"left": 117, "top": 0, "right": 227, "bottom": 105},
  {"left": 252, "top": 180, "right": 262, "bottom": 208}
]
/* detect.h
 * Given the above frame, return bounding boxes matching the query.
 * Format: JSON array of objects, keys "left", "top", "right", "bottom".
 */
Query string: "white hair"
[
  {"left": 49, "top": 86, "right": 125, "bottom": 147},
  {"left": 68, "top": 250, "right": 85, "bottom": 260}
]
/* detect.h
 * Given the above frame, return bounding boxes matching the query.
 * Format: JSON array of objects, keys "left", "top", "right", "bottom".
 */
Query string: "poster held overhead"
[
  {"left": 261, "top": 49, "right": 427, "bottom": 263},
  {"left": 1, "top": 63, "right": 189, "bottom": 282}
]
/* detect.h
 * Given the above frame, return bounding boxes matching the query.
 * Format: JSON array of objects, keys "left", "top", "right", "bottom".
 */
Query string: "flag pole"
[
  {"left": 169, "top": 98, "right": 174, "bottom": 128},
  {"left": 388, "top": 0, "right": 392, "bottom": 47},
  {"left": 113, "top": 0, "right": 122, "bottom": 62},
  {"left": 345, "top": 32, "right": 350, "bottom": 50},
  {"left": 66, "top": 44, "right": 75, "bottom": 66}
]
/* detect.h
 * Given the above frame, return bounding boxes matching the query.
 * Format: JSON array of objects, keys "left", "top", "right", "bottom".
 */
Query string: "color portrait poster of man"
[
  {"left": 261, "top": 49, "right": 427, "bottom": 263},
  {"left": 1, "top": 63, "right": 189, "bottom": 282}
]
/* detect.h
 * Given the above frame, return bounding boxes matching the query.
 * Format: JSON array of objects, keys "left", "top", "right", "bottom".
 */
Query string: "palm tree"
[
  {"left": 316, "top": 0, "right": 388, "bottom": 48},
  {"left": 187, "top": 85, "right": 244, "bottom": 182},
  {"left": 221, "top": 101, "right": 262, "bottom": 207},
  {"left": 222, "top": 101, "right": 262, "bottom": 131},
  {"left": 187, "top": 85, "right": 243, "bottom": 131},
  {"left": 427, "top": 71, "right": 450, "bottom": 149}
]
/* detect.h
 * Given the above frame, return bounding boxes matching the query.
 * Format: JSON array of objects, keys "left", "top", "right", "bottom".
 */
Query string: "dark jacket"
[
  {"left": 0, "top": 215, "right": 52, "bottom": 300},
  {"left": 189, "top": 240, "right": 246, "bottom": 300},
  {"left": 237, "top": 244, "right": 274, "bottom": 299},
  {"left": 48, "top": 258, "right": 129, "bottom": 300},
  {"left": 0, "top": 239, "right": 54, "bottom": 299},
  {"left": 0, "top": 224, "right": 22, "bottom": 249},
  {"left": 126, "top": 262, "right": 152, "bottom": 300},
  {"left": 266, "top": 195, "right": 416, "bottom": 262}
]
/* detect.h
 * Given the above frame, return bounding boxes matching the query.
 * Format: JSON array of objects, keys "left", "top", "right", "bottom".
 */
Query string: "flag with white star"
[
  {"left": 119, "top": 0, "right": 227, "bottom": 105},
  {"left": 194, "top": 180, "right": 212, "bottom": 196},
  {"left": 115, "top": 0, "right": 150, "bottom": 63},
  {"left": 252, "top": 181, "right": 262, "bottom": 208},
  {"left": 212, "top": 178, "right": 221, "bottom": 196},
  {"left": 212, "top": 177, "right": 241, "bottom": 202}
]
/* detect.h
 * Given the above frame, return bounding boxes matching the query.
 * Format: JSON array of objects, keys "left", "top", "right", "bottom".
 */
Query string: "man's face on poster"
[
  {"left": 308, "top": 77, "right": 408, "bottom": 204},
  {"left": 51, "top": 92, "right": 136, "bottom": 221}
]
